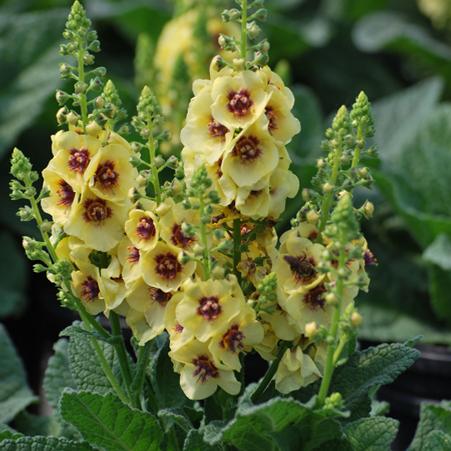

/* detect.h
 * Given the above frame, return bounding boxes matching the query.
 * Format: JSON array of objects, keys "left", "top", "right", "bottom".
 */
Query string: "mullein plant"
[{"left": 4, "top": 1, "right": 422, "bottom": 450}]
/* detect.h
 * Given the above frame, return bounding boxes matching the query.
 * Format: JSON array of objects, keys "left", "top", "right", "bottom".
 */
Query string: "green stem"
[
  {"left": 131, "top": 341, "right": 152, "bottom": 405},
  {"left": 77, "top": 48, "right": 88, "bottom": 130},
  {"left": 333, "top": 333, "right": 348, "bottom": 365},
  {"left": 199, "top": 196, "right": 212, "bottom": 280},
  {"left": 148, "top": 136, "right": 161, "bottom": 203},
  {"left": 232, "top": 218, "right": 241, "bottom": 281},
  {"left": 351, "top": 125, "right": 363, "bottom": 169},
  {"left": 90, "top": 337, "right": 129, "bottom": 404},
  {"left": 317, "top": 246, "right": 346, "bottom": 405},
  {"left": 109, "top": 311, "right": 134, "bottom": 403},
  {"left": 318, "top": 138, "right": 343, "bottom": 233},
  {"left": 240, "top": 0, "right": 248, "bottom": 59},
  {"left": 251, "top": 341, "right": 290, "bottom": 402}
]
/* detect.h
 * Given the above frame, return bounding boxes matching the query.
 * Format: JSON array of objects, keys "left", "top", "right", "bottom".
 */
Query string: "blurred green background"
[{"left": 2, "top": 0, "right": 451, "bottom": 392}]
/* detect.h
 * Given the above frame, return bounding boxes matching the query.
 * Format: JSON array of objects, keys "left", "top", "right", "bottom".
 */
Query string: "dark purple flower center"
[
  {"left": 136, "top": 217, "right": 156, "bottom": 240},
  {"left": 193, "top": 355, "right": 219, "bottom": 383},
  {"left": 220, "top": 325, "right": 244, "bottom": 353},
  {"left": 284, "top": 254, "right": 317, "bottom": 283},
  {"left": 81, "top": 276, "right": 99, "bottom": 301},
  {"left": 227, "top": 89, "right": 253, "bottom": 117},
  {"left": 57, "top": 180, "right": 75, "bottom": 207},
  {"left": 95, "top": 160, "right": 119, "bottom": 189},
  {"left": 68, "top": 148, "right": 90, "bottom": 174},
  {"left": 155, "top": 253, "right": 181, "bottom": 280},
  {"left": 197, "top": 296, "right": 221, "bottom": 321},
  {"left": 232, "top": 136, "right": 261, "bottom": 163},
  {"left": 83, "top": 198, "right": 112, "bottom": 224}
]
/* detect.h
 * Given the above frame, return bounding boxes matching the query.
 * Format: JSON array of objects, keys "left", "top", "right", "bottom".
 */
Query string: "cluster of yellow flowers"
[{"left": 181, "top": 61, "right": 300, "bottom": 220}]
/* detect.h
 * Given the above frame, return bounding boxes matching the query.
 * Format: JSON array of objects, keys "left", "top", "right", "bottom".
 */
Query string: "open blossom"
[
  {"left": 125, "top": 208, "right": 159, "bottom": 252},
  {"left": 141, "top": 242, "right": 196, "bottom": 293},
  {"left": 181, "top": 62, "right": 300, "bottom": 220},
  {"left": 169, "top": 339, "right": 240, "bottom": 400}
]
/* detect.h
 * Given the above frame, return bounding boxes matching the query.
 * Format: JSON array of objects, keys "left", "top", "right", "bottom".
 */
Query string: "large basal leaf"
[
  {"left": 183, "top": 429, "right": 221, "bottom": 451},
  {"left": 0, "top": 436, "right": 93, "bottom": 451},
  {"left": 205, "top": 397, "right": 341, "bottom": 451},
  {"left": 410, "top": 402, "right": 451, "bottom": 451},
  {"left": 60, "top": 390, "right": 163, "bottom": 451},
  {"left": 353, "top": 12, "right": 451, "bottom": 78},
  {"left": 329, "top": 342, "right": 420, "bottom": 420},
  {"left": 372, "top": 77, "right": 443, "bottom": 170},
  {"left": 344, "top": 416, "right": 399, "bottom": 450},
  {"left": 0, "top": 231, "right": 27, "bottom": 318},
  {"left": 61, "top": 322, "right": 122, "bottom": 396},
  {"left": 0, "top": 324, "right": 36, "bottom": 423},
  {"left": 0, "top": 9, "right": 65, "bottom": 159}
]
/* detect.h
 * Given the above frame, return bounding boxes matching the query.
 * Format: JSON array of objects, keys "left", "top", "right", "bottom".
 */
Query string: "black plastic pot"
[{"left": 361, "top": 340, "right": 451, "bottom": 450}]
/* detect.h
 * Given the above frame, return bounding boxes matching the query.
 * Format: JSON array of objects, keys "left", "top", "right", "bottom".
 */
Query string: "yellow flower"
[
  {"left": 208, "top": 305, "right": 264, "bottom": 370},
  {"left": 260, "top": 309, "right": 298, "bottom": 342},
  {"left": 181, "top": 83, "right": 232, "bottom": 165},
  {"left": 221, "top": 117, "right": 279, "bottom": 187},
  {"left": 274, "top": 346, "right": 321, "bottom": 394},
  {"left": 126, "top": 277, "right": 173, "bottom": 341},
  {"left": 64, "top": 188, "right": 130, "bottom": 252},
  {"left": 124, "top": 308, "right": 156, "bottom": 345},
  {"left": 274, "top": 233, "right": 325, "bottom": 296},
  {"left": 159, "top": 200, "right": 199, "bottom": 251},
  {"left": 141, "top": 241, "right": 196, "bottom": 292},
  {"left": 71, "top": 268, "right": 104, "bottom": 315},
  {"left": 41, "top": 168, "right": 78, "bottom": 225},
  {"left": 169, "top": 339, "right": 240, "bottom": 400},
  {"left": 175, "top": 277, "right": 242, "bottom": 342},
  {"left": 211, "top": 69, "right": 269, "bottom": 130},
  {"left": 124, "top": 208, "right": 159, "bottom": 252},
  {"left": 117, "top": 237, "right": 142, "bottom": 286},
  {"left": 49, "top": 131, "right": 101, "bottom": 192},
  {"left": 85, "top": 143, "right": 137, "bottom": 202},
  {"left": 235, "top": 178, "right": 270, "bottom": 219},
  {"left": 253, "top": 323, "right": 279, "bottom": 362},
  {"left": 165, "top": 292, "right": 192, "bottom": 351},
  {"left": 267, "top": 166, "right": 299, "bottom": 219}
]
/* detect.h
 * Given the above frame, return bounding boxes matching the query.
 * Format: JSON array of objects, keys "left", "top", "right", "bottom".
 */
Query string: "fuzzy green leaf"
[
  {"left": 158, "top": 408, "right": 192, "bottom": 433},
  {"left": 345, "top": 416, "right": 399, "bottom": 450},
  {"left": 43, "top": 339, "right": 76, "bottom": 409},
  {"left": 0, "top": 324, "right": 36, "bottom": 423},
  {"left": 60, "top": 390, "right": 163, "bottom": 451},
  {"left": 183, "top": 429, "right": 221, "bottom": 451},
  {"left": 61, "top": 322, "right": 121, "bottom": 395},
  {"left": 372, "top": 78, "right": 443, "bottom": 170},
  {"left": 410, "top": 402, "right": 451, "bottom": 451},
  {"left": 0, "top": 425, "right": 22, "bottom": 441},
  {"left": 0, "top": 231, "right": 27, "bottom": 318},
  {"left": 0, "top": 436, "right": 93, "bottom": 451},
  {"left": 206, "top": 397, "right": 340, "bottom": 450},
  {"left": 330, "top": 343, "right": 420, "bottom": 420}
]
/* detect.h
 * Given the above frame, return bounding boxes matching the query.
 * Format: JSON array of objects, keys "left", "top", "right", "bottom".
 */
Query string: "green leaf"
[
  {"left": 149, "top": 334, "right": 187, "bottom": 408},
  {"left": 410, "top": 402, "right": 451, "bottom": 451},
  {"left": 424, "top": 235, "right": 451, "bottom": 270},
  {"left": 207, "top": 397, "right": 341, "bottom": 451},
  {"left": 345, "top": 416, "right": 398, "bottom": 450},
  {"left": 0, "top": 231, "right": 27, "bottom": 318},
  {"left": 372, "top": 77, "right": 443, "bottom": 170},
  {"left": 330, "top": 343, "right": 420, "bottom": 419},
  {"left": 42, "top": 339, "right": 80, "bottom": 439},
  {"left": 428, "top": 265, "right": 451, "bottom": 322},
  {"left": 0, "top": 324, "right": 36, "bottom": 423},
  {"left": 61, "top": 322, "right": 121, "bottom": 395},
  {"left": 158, "top": 408, "right": 192, "bottom": 433},
  {"left": 43, "top": 339, "right": 76, "bottom": 409},
  {"left": 0, "top": 436, "right": 93, "bottom": 451},
  {"left": 13, "top": 412, "right": 57, "bottom": 437},
  {"left": 421, "top": 430, "right": 451, "bottom": 451},
  {"left": 60, "top": 390, "right": 163, "bottom": 451},
  {"left": 353, "top": 12, "right": 451, "bottom": 79},
  {"left": 0, "top": 9, "right": 65, "bottom": 158},
  {"left": 0, "top": 424, "right": 22, "bottom": 441},
  {"left": 184, "top": 429, "right": 221, "bottom": 451}
]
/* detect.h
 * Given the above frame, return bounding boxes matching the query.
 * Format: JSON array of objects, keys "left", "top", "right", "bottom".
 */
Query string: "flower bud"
[
  {"left": 322, "top": 182, "right": 334, "bottom": 193},
  {"left": 66, "top": 111, "right": 79, "bottom": 126},
  {"left": 306, "top": 210, "right": 319, "bottom": 224},
  {"left": 305, "top": 321, "right": 318, "bottom": 338},
  {"left": 325, "top": 292, "right": 337, "bottom": 305},
  {"left": 363, "top": 201, "right": 374, "bottom": 218},
  {"left": 351, "top": 311, "right": 363, "bottom": 327}
]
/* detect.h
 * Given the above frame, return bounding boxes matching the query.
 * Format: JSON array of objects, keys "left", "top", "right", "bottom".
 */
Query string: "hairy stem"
[
  {"left": 77, "top": 47, "right": 88, "bottom": 129},
  {"left": 131, "top": 341, "right": 152, "bottom": 406},
  {"left": 109, "top": 311, "right": 134, "bottom": 404},
  {"left": 241, "top": 0, "right": 248, "bottom": 59},
  {"left": 199, "top": 195, "right": 212, "bottom": 279},
  {"left": 317, "top": 245, "right": 346, "bottom": 405},
  {"left": 148, "top": 136, "right": 161, "bottom": 203}
]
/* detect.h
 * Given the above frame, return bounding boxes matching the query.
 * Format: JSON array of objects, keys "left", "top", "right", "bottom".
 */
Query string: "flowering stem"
[
  {"left": 77, "top": 48, "right": 88, "bottom": 130},
  {"left": 131, "top": 341, "right": 152, "bottom": 407},
  {"left": 351, "top": 125, "right": 363, "bottom": 169},
  {"left": 109, "top": 311, "right": 134, "bottom": 404},
  {"left": 233, "top": 218, "right": 241, "bottom": 281},
  {"left": 148, "top": 136, "right": 161, "bottom": 203},
  {"left": 251, "top": 341, "right": 290, "bottom": 402},
  {"left": 318, "top": 137, "right": 342, "bottom": 234},
  {"left": 317, "top": 245, "right": 346, "bottom": 405},
  {"left": 241, "top": 0, "right": 248, "bottom": 59},
  {"left": 199, "top": 196, "right": 212, "bottom": 279},
  {"left": 89, "top": 337, "right": 129, "bottom": 404}
]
